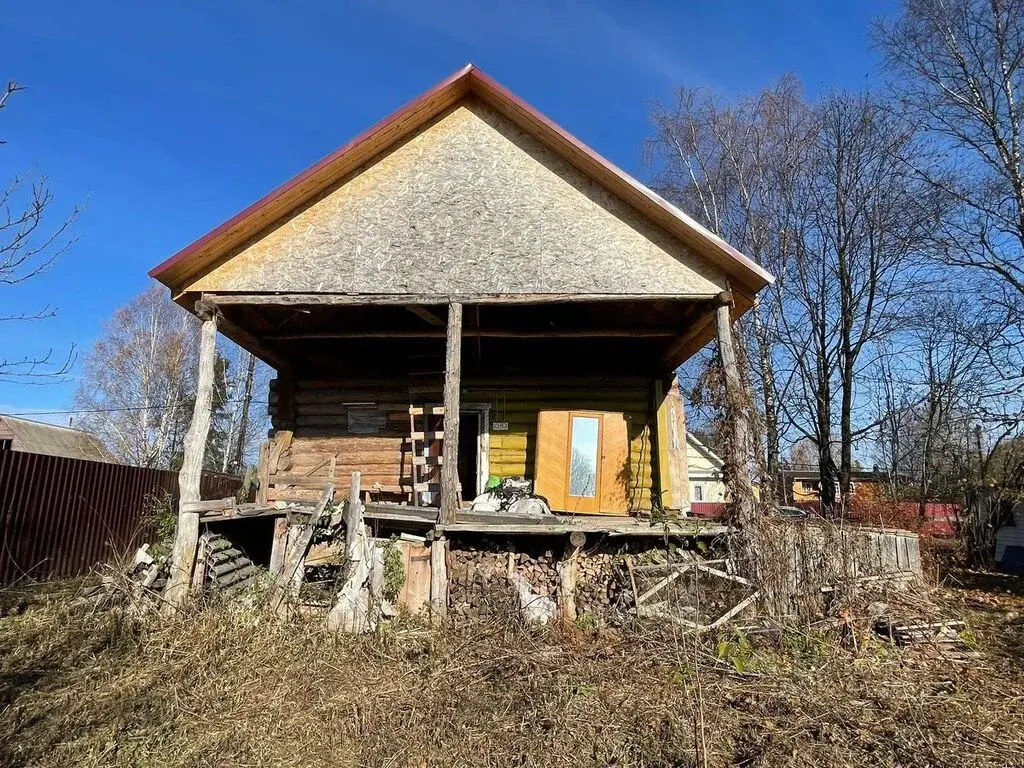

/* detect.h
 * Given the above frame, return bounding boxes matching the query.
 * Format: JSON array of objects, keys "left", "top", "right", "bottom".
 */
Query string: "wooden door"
[{"left": 534, "top": 410, "right": 630, "bottom": 515}]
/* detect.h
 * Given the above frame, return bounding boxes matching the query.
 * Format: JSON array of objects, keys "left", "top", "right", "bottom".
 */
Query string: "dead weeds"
[{"left": 0, "top": 577, "right": 1022, "bottom": 768}]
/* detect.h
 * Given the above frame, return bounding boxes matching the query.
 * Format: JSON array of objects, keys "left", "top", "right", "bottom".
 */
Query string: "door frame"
[{"left": 425, "top": 402, "right": 490, "bottom": 498}]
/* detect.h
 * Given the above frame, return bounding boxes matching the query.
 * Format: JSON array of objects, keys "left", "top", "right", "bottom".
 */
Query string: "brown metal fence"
[{"left": 0, "top": 451, "right": 242, "bottom": 585}]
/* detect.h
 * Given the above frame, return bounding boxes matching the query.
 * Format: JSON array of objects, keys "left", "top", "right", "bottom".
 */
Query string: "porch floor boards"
[
  {"left": 197, "top": 500, "right": 729, "bottom": 538},
  {"left": 363, "top": 502, "right": 728, "bottom": 538}
]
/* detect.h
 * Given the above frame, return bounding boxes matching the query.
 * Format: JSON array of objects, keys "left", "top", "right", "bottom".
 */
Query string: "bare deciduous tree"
[
  {"left": 876, "top": 0, "right": 1024, "bottom": 307},
  {"left": 649, "top": 83, "right": 938, "bottom": 515},
  {"left": 647, "top": 76, "right": 813, "bottom": 498},
  {"left": 0, "top": 80, "right": 78, "bottom": 382},
  {"left": 75, "top": 284, "right": 270, "bottom": 471},
  {"left": 779, "top": 92, "right": 939, "bottom": 512},
  {"left": 75, "top": 286, "right": 199, "bottom": 467}
]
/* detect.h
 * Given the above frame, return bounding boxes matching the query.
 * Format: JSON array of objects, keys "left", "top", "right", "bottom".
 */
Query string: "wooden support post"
[
  {"left": 714, "top": 294, "right": 759, "bottom": 565},
  {"left": 558, "top": 531, "right": 586, "bottom": 623},
  {"left": 654, "top": 376, "right": 691, "bottom": 511},
  {"left": 345, "top": 471, "right": 363, "bottom": 555},
  {"left": 256, "top": 439, "right": 271, "bottom": 505},
  {"left": 269, "top": 516, "right": 289, "bottom": 576},
  {"left": 164, "top": 301, "right": 219, "bottom": 610},
  {"left": 439, "top": 301, "right": 463, "bottom": 525},
  {"left": 429, "top": 535, "right": 448, "bottom": 620}
]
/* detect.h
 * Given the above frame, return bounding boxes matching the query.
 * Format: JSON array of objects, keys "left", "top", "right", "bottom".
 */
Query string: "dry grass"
[{"left": 0, "top": 575, "right": 1022, "bottom": 768}]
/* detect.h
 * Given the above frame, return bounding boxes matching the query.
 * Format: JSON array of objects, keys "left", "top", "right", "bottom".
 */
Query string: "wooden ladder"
[{"left": 407, "top": 405, "right": 461, "bottom": 507}]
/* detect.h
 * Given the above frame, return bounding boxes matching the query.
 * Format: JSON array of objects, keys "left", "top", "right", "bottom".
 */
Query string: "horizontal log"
[
  {"left": 437, "top": 520, "right": 726, "bottom": 537},
  {"left": 286, "top": 388, "right": 649, "bottom": 403},
  {"left": 290, "top": 436, "right": 404, "bottom": 450},
  {"left": 285, "top": 375, "right": 653, "bottom": 390},
  {"left": 206, "top": 292, "right": 713, "bottom": 307},
  {"left": 180, "top": 497, "right": 236, "bottom": 513},
  {"left": 266, "top": 329, "right": 678, "bottom": 340}
]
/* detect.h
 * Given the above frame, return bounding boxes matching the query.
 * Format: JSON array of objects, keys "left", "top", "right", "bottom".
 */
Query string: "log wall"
[{"left": 265, "top": 375, "right": 656, "bottom": 512}]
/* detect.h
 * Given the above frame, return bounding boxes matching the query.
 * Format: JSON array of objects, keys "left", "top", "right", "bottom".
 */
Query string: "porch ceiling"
[{"left": 205, "top": 295, "right": 726, "bottom": 377}]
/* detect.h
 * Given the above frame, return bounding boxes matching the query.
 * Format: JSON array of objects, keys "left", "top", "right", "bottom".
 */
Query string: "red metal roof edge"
[{"left": 150, "top": 63, "right": 773, "bottom": 291}]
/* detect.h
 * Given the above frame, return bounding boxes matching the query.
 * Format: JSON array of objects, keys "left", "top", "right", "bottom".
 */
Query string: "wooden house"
[
  {"left": 150, "top": 65, "right": 773, "bottom": 610},
  {"left": 151, "top": 64, "right": 771, "bottom": 514}
]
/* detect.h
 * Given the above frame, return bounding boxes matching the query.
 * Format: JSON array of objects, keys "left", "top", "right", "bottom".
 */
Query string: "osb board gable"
[{"left": 187, "top": 98, "right": 727, "bottom": 297}]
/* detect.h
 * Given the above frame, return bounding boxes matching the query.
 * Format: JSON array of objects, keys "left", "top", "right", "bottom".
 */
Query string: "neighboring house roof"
[
  {"left": 781, "top": 466, "right": 900, "bottom": 483},
  {"left": 150, "top": 63, "right": 774, "bottom": 300},
  {"left": 0, "top": 415, "right": 113, "bottom": 463},
  {"left": 686, "top": 433, "right": 724, "bottom": 478}
]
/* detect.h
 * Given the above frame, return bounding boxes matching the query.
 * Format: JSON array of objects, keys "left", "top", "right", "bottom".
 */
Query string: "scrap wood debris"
[{"left": 874, "top": 617, "right": 980, "bottom": 660}]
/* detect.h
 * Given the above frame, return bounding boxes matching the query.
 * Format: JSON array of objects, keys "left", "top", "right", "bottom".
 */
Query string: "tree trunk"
[
  {"left": 815, "top": 364, "right": 839, "bottom": 518},
  {"left": 751, "top": 302, "right": 780, "bottom": 501},
  {"left": 715, "top": 297, "right": 760, "bottom": 573},
  {"left": 839, "top": 355, "right": 854, "bottom": 513},
  {"left": 232, "top": 351, "right": 256, "bottom": 473},
  {"left": 164, "top": 302, "right": 219, "bottom": 610}
]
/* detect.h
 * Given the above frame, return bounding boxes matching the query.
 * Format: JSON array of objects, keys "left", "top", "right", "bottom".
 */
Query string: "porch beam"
[
  {"left": 662, "top": 309, "right": 719, "bottom": 371},
  {"left": 439, "top": 301, "right": 463, "bottom": 525},
  {"left": 200, "top": 294, "right": 292, "bottom": 373},
  {"left": 205, "top": 292, "right": 719, "bottom": 307},
  {"left": 406, "top": 305, "right": 446, "bottom": 327},
  {"left": 164, "top": 300, "right": 219, "bottom": 610},
  {"left": 264, "top": 328, "right": 678, "bottom": 340}
]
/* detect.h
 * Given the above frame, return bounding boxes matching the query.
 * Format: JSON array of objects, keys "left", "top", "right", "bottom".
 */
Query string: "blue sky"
[{"left": 1, "top": 0, "right": 896, "bottom": 419}]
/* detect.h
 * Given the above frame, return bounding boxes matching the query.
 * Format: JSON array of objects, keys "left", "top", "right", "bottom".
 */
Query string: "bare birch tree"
[
  {"left": 75, "top": 285, "right": 198, "bottom": 467},
  {"left": 75, "top": 284, "right": 270, "bottom": 471},
  {"left": 647, "top": 76, "right": 813, "bottom": 498}
]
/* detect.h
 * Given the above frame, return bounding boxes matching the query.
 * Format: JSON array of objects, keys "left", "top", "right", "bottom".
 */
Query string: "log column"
[
  {"left": 165, "top": 300, "right": 219, "bottom": 609},
  {"left": 654, "top": 375, "right": 691, "bottom": 511},
  {"left": 714, "top": 292, "right": 759, "bottom": 565},
  {"left": 439, "top": 301, "right": 463, "bottom": 525}
]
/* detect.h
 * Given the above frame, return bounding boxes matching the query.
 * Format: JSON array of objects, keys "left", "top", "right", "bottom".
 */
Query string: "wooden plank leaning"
[{"left": 267, "top": 482, "right": 335, "bottom": 614}]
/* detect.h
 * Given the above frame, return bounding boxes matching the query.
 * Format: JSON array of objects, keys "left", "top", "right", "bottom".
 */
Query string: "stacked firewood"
[
  {"left": 448, "top": 548, "right": 516, "bottom": 618},
  {"left": 514, "top": 550, "right": 559, "bottom": 597},
  {"left": 575, "top": 552, "right": 632, "bottom": 615}
]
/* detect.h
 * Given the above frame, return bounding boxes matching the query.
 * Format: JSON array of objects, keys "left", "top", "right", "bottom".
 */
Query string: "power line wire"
[{"left": 4, "top": 399, "right": 253, "bottom": 417}]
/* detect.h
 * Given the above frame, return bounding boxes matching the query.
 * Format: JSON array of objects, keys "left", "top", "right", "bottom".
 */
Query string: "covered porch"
[{"left": 199, "top": 289, "right": 744, "bottom": 523}]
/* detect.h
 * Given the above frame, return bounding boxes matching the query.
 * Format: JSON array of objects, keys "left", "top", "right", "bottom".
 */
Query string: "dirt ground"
[{"left": 0, "top": 562, "right": 1022, "bottom": 768}]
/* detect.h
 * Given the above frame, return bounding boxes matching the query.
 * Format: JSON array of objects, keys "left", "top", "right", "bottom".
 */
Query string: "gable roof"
[
  {"left": 150, "top": 64, "right": 773, "bottom": 297},
  {"left": 0, "top": 415, "right": 113, "bottom": 463},
  {"left": 687, "top": 433, "right": 724, "bottom": 470}
]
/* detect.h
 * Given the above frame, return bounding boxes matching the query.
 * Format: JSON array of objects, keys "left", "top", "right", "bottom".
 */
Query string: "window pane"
[{"left": 569, "top": 416, "right": 599, "bottom": 497}]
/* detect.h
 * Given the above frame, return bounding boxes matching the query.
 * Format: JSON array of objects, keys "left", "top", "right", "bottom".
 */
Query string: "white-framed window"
[{"left": 693, "top": 484, "right": 703, "bottom": 501}]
